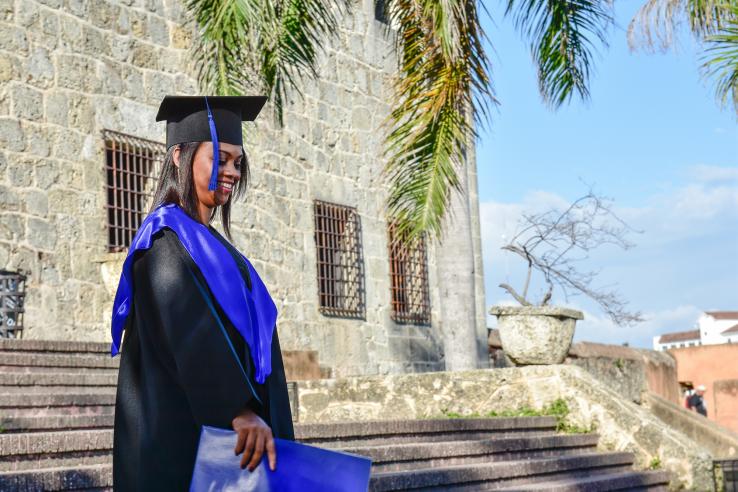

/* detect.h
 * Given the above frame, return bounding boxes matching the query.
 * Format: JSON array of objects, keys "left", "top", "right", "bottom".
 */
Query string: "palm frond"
[
  {"left": 628, "top": 0, "right": 731, "bottom": 52},
  {"left": 506, "top": 0, "right": 614, "bottom": 107},
  {"left": 702, "top": 3, "right": 738, "bottom": 114},
  {"left": 185, "top": 0, "right": 261, "bottom": 95},
  {"left": 184, "top": 0, "right": 348, "bottom": 126},
  {"left": 380, "top": 0, "right": 497, "bottom": 243},
  {"left": 258, "top": 0, "right": 351, "bottom": 126}
]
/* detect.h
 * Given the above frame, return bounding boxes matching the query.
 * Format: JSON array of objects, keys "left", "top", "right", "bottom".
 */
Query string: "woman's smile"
[{"left": 217, "top": 180, "right": 234, "bottom": 193}]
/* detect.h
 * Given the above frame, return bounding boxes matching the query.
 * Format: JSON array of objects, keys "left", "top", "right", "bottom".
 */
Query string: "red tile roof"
[
  {"left": 706, "top": 311, "right": 738, "bottom": 320},
  {"left": 722, "top": 323, "right": 738, "bottom": 335},
  {"left": 658, "top": 329, "right": 701, "bottom": 344}
]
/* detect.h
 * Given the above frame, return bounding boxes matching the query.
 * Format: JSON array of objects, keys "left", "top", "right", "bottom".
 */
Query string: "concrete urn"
[{"left": 488, "top": 305, "right": 584, "bottom": 365}]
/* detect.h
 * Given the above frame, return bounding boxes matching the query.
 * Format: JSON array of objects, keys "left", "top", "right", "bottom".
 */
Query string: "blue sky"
[{"left": 475, "top": 0, "right": 738, "bottom": 347}]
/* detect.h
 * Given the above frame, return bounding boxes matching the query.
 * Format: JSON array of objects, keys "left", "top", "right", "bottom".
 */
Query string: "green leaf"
[
  {"left": 702, "top": 3, "right": 738, "bottom": 115},
  {"left": 381, "top": 0, "right": 497, "bottom": 243},
  {"left": 506, "top": 0, "right": 614, "bottom": 107},
  {"left": 184, "top": 0, "right": 348, "bottom": 125}
]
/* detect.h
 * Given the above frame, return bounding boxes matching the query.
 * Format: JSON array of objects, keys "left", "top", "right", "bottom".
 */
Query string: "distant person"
[
  {"left": 687, "top": 385, "right": 708, "bottom": 417},
  {"left": 683, "top": 388, "right": 693, "bottom": 409}
]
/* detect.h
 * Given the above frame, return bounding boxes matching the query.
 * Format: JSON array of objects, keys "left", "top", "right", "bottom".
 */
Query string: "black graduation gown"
[{"left": 113, "top": 227, "right": 294, "bottom": 492}]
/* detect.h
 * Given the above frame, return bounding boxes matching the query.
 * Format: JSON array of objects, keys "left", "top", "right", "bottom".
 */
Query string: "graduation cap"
[{"left": 155, "top": 95, "right": 268, "bottom": 191}]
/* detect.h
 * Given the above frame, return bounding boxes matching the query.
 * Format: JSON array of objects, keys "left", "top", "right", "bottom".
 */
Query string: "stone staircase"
[{"left": 0, "top": 339, "right": 671, "bottom": 491}]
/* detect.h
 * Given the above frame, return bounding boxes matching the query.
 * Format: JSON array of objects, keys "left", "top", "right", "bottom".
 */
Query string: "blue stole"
[{"left": 110, "top": 203, "right": 277, "bottom": 384}]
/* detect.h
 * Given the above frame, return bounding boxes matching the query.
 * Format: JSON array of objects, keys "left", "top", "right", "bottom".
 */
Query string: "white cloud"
[
  {"left": 616, "top": 179, "right": 738, "bottom": 243},
  {"left": 687, "top": 164, "right": 738, "bottom": 183}
]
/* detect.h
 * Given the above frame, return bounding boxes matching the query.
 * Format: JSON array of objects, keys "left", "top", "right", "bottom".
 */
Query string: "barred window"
[
  {"left": 313, "top": 200, "right": 366, "bottom": 318},
  {"left": 103, "top": 129, "right": 165, "bottom": 252},
  {"left": 374, "top": 0, "right": 389, "bottom": 24},
  {"left": 387, "top": 222, "right": 431, "bottom": 325}
]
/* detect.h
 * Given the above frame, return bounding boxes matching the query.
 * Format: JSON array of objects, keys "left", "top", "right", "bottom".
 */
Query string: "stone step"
[
  {"left": 0, "top": 405, "right": 114, "bottom": 419},
  {"left": 0, "top": 422, "right": 564, "bottom": 460},
  {"left": 0, "top": 365, "right": 118, "bottom": 374},
  {"left": 0, "top": 390, "right": 116, "bottom": 408},
  {"left": 296, "top": 417, "right": 558, "bottom": 446},
  {"left": 0, "top": 429, "right": 112, "bottom": 460},
  {"left": 0, "top": 413, "right": 115, "bottom": 433},
  {"left": 0, "top": 463, "right": 112, "bottom": 491},
  {"left": 495, "top": 470, "right": 671, "bottom": 491},
  {"left": 0, "top": 463, "right": 669, "bottom": 492},
  {"left": 369, "top": 452, "right": 636, "bottom": 491},
  {"left": 0, "top": 385, "right": 117, "bottom": 395},
  {"left": 341, "top": 433, "right": 600, "bottom": 472},
  {"left": 0, "top": 352, "right": 119, "bottom": 370},
  {"left": 0, "top": 451, "right": 112, "bottom": 473},
  {"left": 0, "top": 372, "right": 118, "bottom": 386},
  {"left": 0, "top": 339, "right": 111, "bottom": 354}
]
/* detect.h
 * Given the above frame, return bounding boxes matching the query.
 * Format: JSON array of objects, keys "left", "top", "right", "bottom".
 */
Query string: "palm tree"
[
  {"left": 184, "top": 0, "right": 615, "bottom": 243},
  {"left": 628, "top": 0, "right": 738, "bottom": 114}
]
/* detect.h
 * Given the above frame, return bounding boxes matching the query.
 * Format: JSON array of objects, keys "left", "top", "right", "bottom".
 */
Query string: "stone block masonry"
[{"left": 0, "top": 0, "right": 488, "bottom": 377}]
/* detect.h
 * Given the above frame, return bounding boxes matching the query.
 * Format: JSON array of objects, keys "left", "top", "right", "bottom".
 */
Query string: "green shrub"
[{"left": 436, "top": 398, "right": 594, "bottom": 434}]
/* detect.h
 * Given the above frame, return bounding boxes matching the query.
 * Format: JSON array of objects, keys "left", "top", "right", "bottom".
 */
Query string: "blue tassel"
[{"left": 204, "top": 97, "right": 219, "bottom": 191}]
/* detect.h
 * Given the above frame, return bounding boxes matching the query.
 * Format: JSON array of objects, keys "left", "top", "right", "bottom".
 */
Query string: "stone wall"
[
  {"left": 489, "top": 332, "right": 682, "bottom": 404},
  {"left": 715, "top": 379, "right": 738, "bottom": 433},
  {"left": 1, "top": 0, "right": 197, "bottom": 342},
  {"left": 294, "top": 365, "right": 714, "bottom": 491},
  {"left": 670, "top": 344, "right": 738, "bottom": 432},
  {"left": 0, "top": 0, "right": 488, "bottom": 376},
  {"left": 644, "top": 392, "right": 738, "bottom": 459}
]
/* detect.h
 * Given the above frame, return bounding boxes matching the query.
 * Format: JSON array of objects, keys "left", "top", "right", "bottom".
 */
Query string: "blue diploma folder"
[{"left": 190, "top": 426, "right": 372, "bottom": 492}]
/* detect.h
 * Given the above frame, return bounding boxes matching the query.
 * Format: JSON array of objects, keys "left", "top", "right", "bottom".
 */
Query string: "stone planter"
[{"left": 488, "top": 305, "right": 583, "bottom": 365}]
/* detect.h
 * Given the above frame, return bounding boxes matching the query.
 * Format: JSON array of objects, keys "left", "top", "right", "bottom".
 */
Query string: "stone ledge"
[
  {"left": 488, "top": 305, "right": 584, "bottom": 320},
  {"left": 0, "top": 429, "right": 112, "bottom": 457},
  {"left": 371, "top": 452, "right": 634, "bottom": 490},
  {"left": 0, "top": 339, "right": 111, "bottom": 354},
  {"left": 496, "top": 470, "right": 672, "bottom": 491},
  {"left": 0, "top": 352, "right": 119, "bottom": 369},
  {"left": 0, "top": 391, "right": 116, "bottom": 408},
  {"left": 0, "top": 463, "right": 112, "bottom": 491},
  {"left": 645, "top": 392, "right": 738, "bottom": 458},
  {"left": 343, "top": 433, "right": 599, "bottom": 465},
  {"left": 296, "top": 416, "right": 556, "bottom": 441},
  {"left": 0, "top": 372, "right": 117, "bottom": 386}
]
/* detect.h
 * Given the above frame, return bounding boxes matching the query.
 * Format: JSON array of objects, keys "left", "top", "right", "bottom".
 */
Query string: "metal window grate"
[
  {"left": 387, "top": 222, "right": 431, "bottom": 325},
  {"left": 103, "top": 129, "right": 165, "bottom": 252},
  {"left": 715, "top": 460, "right": 738, "bottom": 492},
  {"left": 0, "top": 270, "right": 26, "bottom": 339},
  {"left": 374, "top": 0, "right": 389, "bottom": 24},
  {"left": 313, "top": 200, "right": 366, "bottom": 318}
]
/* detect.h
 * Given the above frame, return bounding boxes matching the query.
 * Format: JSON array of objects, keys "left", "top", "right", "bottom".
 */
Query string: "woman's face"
[{"left": 176, "top": 141, "right": 243, "bottom": 222}]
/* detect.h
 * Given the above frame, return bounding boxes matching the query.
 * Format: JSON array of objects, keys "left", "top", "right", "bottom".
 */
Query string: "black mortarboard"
[
  {"left": 155, "top": 95, "right": 267, "bottom": 190},
  {"left": 156, "top": 95, "right": 267, "bottom": 149}
]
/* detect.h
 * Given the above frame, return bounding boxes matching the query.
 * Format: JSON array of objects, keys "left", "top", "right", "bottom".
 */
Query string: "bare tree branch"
[
  {"left": 499, "top": 190, "right": 644, "bottom": 326},
  {"left": 499, "top": 283, "right": 532, "bottom": 306}
]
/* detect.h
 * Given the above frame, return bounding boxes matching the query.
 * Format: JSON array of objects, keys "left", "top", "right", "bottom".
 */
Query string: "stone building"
[{"left": 0, "top": 0, "right": 488, "bottom": 377}]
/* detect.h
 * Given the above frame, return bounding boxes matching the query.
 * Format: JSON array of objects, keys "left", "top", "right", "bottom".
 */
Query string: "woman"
[{"left": 111, "top": 95, "right": 294, "bottom": 491}]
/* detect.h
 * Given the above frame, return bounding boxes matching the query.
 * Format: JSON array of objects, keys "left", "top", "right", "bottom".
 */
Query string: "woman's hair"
[{"left": 149, "top": 141, "right": 250, "bottom": 240}]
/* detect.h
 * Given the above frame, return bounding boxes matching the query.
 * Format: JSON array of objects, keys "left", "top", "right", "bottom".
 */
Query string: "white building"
[{"left": 653, "top": 311, "right": 738, "bottom": 351}]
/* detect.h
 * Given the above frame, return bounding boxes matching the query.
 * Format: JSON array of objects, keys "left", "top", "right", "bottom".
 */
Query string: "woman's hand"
[{"left": 232, "top": 408, "right": 276, "bottom": 472}]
